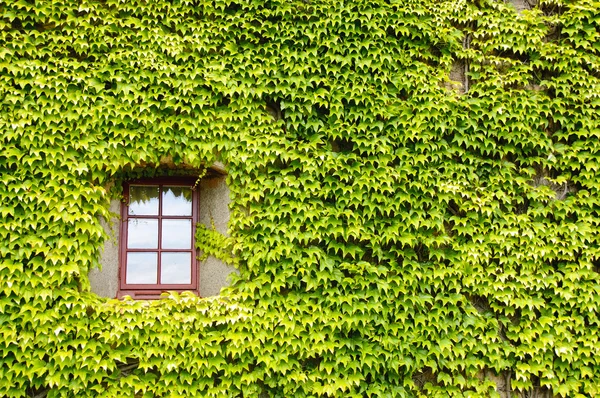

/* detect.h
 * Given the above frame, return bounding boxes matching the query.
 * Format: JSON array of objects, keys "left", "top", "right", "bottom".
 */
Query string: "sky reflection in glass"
[
  {"left": 126, "top": 252, "right": 158, "bottom": 284},
  {"left": 127, "top": 219, "right": 158, "bottom": 248},
  {"left": 129, "top": 186, "right": 159, "bottom": 215},
  {"left": 161, "top": 252, "right": 191, "bottom": 284},
  {"left": 163, "top": 186, "right": 192, "bottom": 216},
  {"left": 162, "top": 219, "right": 192, "bottom": 249}
]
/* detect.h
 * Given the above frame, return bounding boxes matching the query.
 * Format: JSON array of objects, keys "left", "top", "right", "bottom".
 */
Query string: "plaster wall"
[
  {"left": 198, "top": 175, "right": 238, "bottom": 297},
  {"left": 510, "top": 0, "right": 534, "bottom": 13},
  {"left": 89, "top": 174, "right": 236, "bottom": 298},
  {"left": 89, "top": 199, "right": 121, "bottom": 298}
]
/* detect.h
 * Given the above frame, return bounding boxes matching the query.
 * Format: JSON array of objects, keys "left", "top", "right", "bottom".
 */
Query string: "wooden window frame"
[{"left": 118, "top": 177, "right": 199, "bottom": 299}]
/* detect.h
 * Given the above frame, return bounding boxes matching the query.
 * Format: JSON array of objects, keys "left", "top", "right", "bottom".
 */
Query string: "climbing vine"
[
  {"left": 195, "top": 220, "right": 238, "bottom": 267},
  {"left": 1, "top": 0, "right": 599, "bottom": 397}
]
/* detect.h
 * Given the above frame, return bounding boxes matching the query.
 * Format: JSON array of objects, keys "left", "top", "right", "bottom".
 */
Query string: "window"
[{"left": 118, "top": 177, "right": 199, "bottom": 299}]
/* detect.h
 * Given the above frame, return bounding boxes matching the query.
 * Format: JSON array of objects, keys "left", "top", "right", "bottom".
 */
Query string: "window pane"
[
  {"left": 126, "top": 252, "right": 158, "bottom": 284},
  {"left": 162, "top": 186, "right": 192, "bottom": 216},
  {"left": 128, "top": 219, "right": 158, "bottom": 249},
  {"left": 161, "top": 252, "right": 192, "bottom": 284},
  {"left": 161, "top": 219, "right": 192, "bottom": 249},
  {"left": 129, "top": 186, "right": 159, "bottom": 216}
]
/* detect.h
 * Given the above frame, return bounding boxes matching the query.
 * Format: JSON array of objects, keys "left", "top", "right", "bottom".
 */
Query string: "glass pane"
[
  {"left": 162, "top": 186, "right": 192, "bottom": 216},
  {"left": 126, "top": 252, "right": 158, "bottom": 284},
  {"left": 129, "top": 185, "right": 159, "bottom": 216},
  {"left": 161, "top": 252, "right": 192, "bottom": 284},
  {"left": 161, "top": 219, "right": 192, "bottom": 249},
  {"left": 127, "top": 219, "right": 158, "bottom": 249}
]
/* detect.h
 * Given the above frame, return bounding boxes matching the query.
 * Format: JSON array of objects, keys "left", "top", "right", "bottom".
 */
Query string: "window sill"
[{"left": 117, "top": 289, "right": 199, "bottom": 300}]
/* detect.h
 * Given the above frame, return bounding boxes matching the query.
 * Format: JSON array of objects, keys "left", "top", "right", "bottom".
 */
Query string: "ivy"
[
  {"left": 1, "top": 0, "right": 600, "bottom": 397},
  {"left": 195, "top": 220, "right": 238, "bottom": 267}
]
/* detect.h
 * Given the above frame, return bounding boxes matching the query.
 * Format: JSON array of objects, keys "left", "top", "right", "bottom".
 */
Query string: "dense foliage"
[{"left": 1, "top": 0, "right": 599, "bottom": 396}]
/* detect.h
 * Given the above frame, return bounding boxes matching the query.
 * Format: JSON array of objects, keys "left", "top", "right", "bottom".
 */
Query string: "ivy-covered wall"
[{"left": 1, "top": 0, "right": 599, "bottom": 397}]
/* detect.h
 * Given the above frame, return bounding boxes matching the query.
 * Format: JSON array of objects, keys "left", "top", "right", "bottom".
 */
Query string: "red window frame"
[{"left": 118, "top": 177, "right": 199, "bottom": 299}]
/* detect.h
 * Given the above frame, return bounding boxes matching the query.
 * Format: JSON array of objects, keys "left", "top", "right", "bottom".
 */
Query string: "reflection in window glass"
[
  {"left": 127, "top": 219, "right": 158, "bottom": 249},
  {"left": 162, "top": 219, "right": 192, "bottom": 249},
  {"left": 161, "top": 252, "right": 192, "bottom": 284},
  {"left": 162, "top": 186, "right": 193, "bottom": 216},
  {"left": 126, "top": 252, "right": 158, "bottom": 284},
  {"left": 129, "top": 186, "right": 159, "bottom": 215}
]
